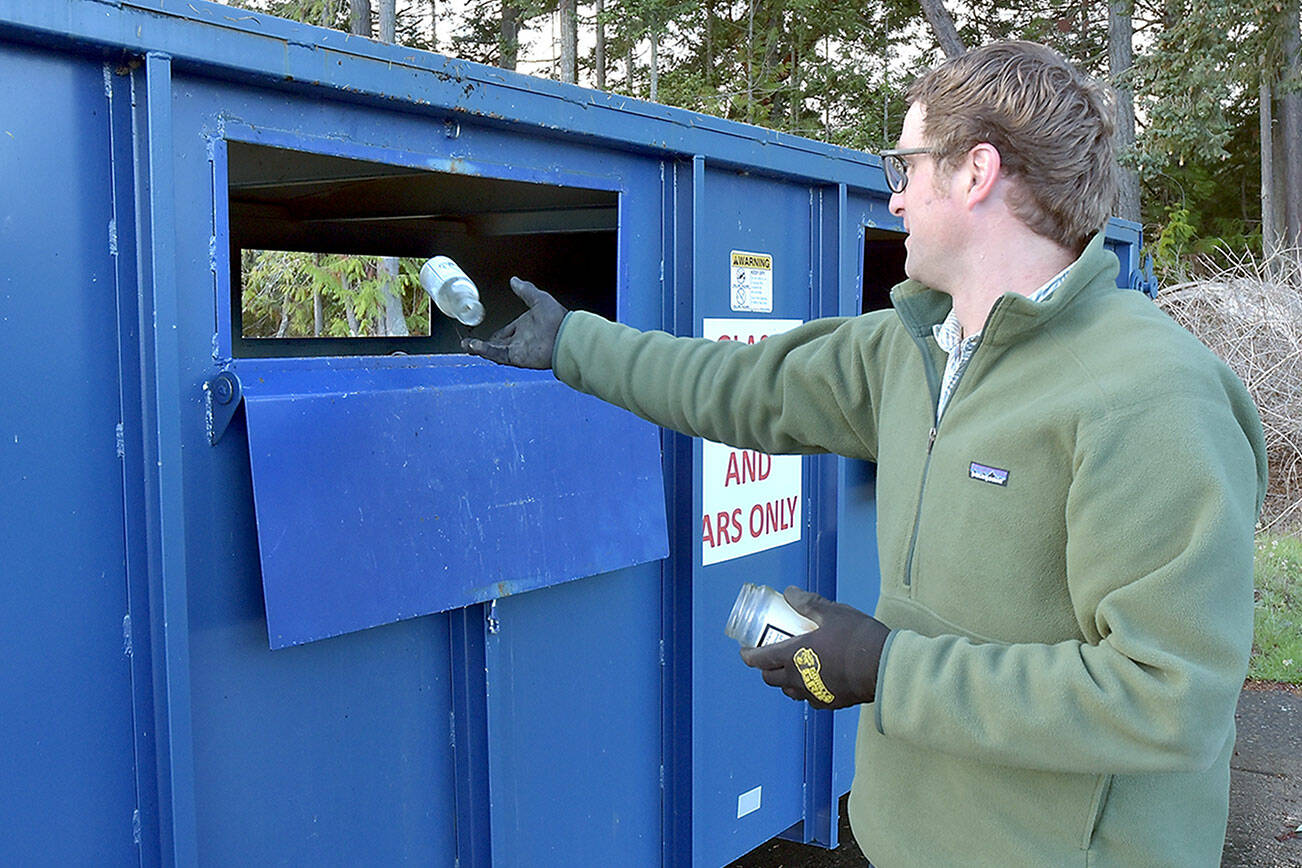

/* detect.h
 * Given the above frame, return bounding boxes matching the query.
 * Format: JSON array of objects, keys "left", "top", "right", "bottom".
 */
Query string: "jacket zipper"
[
  {"left": 899, "top": 300, "right": 1003, "bottom": 592},
  {"left": 901, "top": 424, "right": 936, "bottom": 589},
  {"left": 900, "top": 340, "right": 942, "bottom": 590}
]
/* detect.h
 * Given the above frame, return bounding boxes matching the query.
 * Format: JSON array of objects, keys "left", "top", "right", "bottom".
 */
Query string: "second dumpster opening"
[{"left": 862, "top": 227, "right": 907, "bottom": 313}]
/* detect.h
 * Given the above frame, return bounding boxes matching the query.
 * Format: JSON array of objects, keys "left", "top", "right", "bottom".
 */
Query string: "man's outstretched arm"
[{"left": 463, "top": 277, "right": 889, "bottom": 461}]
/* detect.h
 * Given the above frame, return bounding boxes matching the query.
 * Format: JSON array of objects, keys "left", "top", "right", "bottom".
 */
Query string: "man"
[{"left": 464, "top": 41, "right": 1267, "bottom": 867}]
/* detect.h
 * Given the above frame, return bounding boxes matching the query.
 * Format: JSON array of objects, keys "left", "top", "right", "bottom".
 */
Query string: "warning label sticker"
[
  {"left": 701, "top": 318, "right": 804, "bottom": 566},
  {"left": 730, "top": 250, "right": 773, "bottom": 313}
]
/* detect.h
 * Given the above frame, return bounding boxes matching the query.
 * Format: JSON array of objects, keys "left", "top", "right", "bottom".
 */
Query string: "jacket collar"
[{"left": 889, "top": 231, "right": 1118, "bottom": 347}]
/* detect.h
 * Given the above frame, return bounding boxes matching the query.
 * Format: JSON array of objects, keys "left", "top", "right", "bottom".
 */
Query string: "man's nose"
[{"left": 888, "top": 189, "right": 904, "bottom": 217}]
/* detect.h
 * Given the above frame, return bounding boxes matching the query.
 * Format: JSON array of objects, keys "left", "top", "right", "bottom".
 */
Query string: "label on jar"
[{"left": 758, "top": 624, "right": 795, "bottom": 647}]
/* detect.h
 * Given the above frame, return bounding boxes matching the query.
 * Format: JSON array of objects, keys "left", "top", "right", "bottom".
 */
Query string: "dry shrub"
[{"left": 1155, "top": 248, "right": 1302, "bottom": 534}]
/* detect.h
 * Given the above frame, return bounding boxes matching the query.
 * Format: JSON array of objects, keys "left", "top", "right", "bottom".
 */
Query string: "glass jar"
[{"left": 724, "top": 583, "right": 817, "bottom": 648}]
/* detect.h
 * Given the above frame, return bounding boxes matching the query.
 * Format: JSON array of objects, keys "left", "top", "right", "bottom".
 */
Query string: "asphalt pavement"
[
  {"left": 726, "top": 684, "right": 1302, "bottom": 868},
  {"left": 1224, "top": 684, "right": 1302, "bottom": 867}
]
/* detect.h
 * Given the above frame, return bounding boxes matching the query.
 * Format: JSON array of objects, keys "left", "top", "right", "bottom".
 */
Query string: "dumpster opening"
[
  {"left": 227, "top": 141, "right": 618, "bottom": 358},
  {"left": 861, "top": 228, "right": 907, "bottom": 313}
]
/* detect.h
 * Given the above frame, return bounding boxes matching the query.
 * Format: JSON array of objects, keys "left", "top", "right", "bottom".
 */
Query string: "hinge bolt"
[{"left": 211, "top": 372, "right": 235, "bottom": 405}]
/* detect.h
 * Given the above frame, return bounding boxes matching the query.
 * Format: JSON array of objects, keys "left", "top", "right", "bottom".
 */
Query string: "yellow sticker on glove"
[{"left": 793, "top": 647, "right": 835, "bottom": 704}]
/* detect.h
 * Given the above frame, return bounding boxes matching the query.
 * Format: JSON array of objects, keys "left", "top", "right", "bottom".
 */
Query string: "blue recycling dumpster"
[{"left": 0, "top": 2, "right": 1153, "bottom": 865}]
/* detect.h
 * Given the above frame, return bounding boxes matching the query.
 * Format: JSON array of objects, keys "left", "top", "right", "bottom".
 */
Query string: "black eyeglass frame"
[{"left": 877, "top": 147, "right": 940, "bottom": 194}]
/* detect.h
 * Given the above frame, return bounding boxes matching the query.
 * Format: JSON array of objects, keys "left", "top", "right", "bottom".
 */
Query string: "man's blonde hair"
[{"left": 906, "top": 41, "right": 1117, "bottom": 252}]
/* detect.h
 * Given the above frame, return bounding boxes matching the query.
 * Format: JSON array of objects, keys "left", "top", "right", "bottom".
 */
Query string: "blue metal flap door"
[{"left": 239, "top": 359, "right": 669, "bottom": 648}]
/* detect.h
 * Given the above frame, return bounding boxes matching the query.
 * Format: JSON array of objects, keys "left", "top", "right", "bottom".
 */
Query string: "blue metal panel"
[
  {"left": 165, "top": 60, "right": 669, "bottom": 863},
  {"left": 661, "top": 156, "right": 701, "bottom": 868},
  {"left": 164, "top": 69, "right": 460, "bottom": 862},
  {"left": 691, "top": 166, "right": 814, "bottom": 868},
  {"left": 831, "top": 457, "right": 881, "bottom": 803},
  {"left": 450, "top": 605, "right": 493, "bottom": 868},
  {"left": 465, "top": 142, "right": 668, "bottom": 868},
  {"left": 183, "top": 450, "right": 458, "bottom": 863},
  {"left": 794, "top": 183, "right": 850, "bottom": 850},
  {"left": 831, "top": 193, "right": 894, "bottom": 809},
  {"left": 484, "top": 564, "right": 663, "bottom": 865},
  {"left": 108, "top": 56, "right": 163, "bottom": 867},
  {"left": 133, "top": 52, "right": 204, "bottom": 865},
  {"left": 0, "top": 42, "right": 138, "bottom": 863},
  {"left": 238, "top": 360, "right": 668, "bottom": 648}
]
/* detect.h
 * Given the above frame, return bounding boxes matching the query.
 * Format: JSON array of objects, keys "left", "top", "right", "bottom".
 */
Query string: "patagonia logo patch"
[{"left": 969, "top": 462, "right": 1010, "bottom": 486}]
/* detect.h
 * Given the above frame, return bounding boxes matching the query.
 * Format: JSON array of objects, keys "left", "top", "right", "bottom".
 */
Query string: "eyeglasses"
[{"left": 877, "top": 147, "right": 939, "bottom": 194}]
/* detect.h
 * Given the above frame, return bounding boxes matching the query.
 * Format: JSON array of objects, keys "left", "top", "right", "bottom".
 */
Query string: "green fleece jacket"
[{"left": 552, "top": 233, "right": 1267, "bottom": 867}]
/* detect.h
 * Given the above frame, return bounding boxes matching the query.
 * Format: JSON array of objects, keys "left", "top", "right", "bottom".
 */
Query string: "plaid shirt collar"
[
  {"left": 932, "top": 264, "right": 1075, "bottom": 352},
  {"left": 931, "top": 264, "right": 1075, "bottom": 421}
]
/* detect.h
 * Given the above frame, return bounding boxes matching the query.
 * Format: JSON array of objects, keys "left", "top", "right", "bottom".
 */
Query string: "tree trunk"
[
  {"left": 343, "top": 281, "right": 360, "bottom": 336},
  {"left": 790, "top": 21, "right": 799, "bottom": 128},
  {"left": 595, "top": 0, "right": 605, "bottom": 89},
  {"left": 627, "top": 42, "right": 634, "bottom": 96},
  {"left": 747, "top": 0, "right": 754, "bottom": 122},
  {"left": 560, "top": 0, "right": 577, "bottom": 83},
  {"left": 649, "top": 31, "right": 659, "bottom": 101},
  {"left": 1274, "top": 87, "right": 1289, "bottom": 251},
  {"left": 501, "top": 3, "right": 521, "bottom": 71},
  {"left": 313, "top": 288, "right": 324, "bottom": 336},
  {"left": 918, "top": 0, "right": 964, "bottom": 59},
  {"left": 276, "top": 287, "right": 291, "bottom": 337},
  {"left": 704, "top": 0, "right": 714, "bottom": 88},
  {"left": 429, "top": 0, "right": 437, "bottom": 51},
  {"left": 312, "top": 254, "right": 325, "bottom": 336},
  {"left": 824, "top": 34, "right": 831, "bottom": 138},
  {"left": 379, "top": 257, "right": 409, "bottom": 336},
  {"left": 1108, "top": 0, "right": 1140, "bottom": 221},
  {"left": 349, "top": 0, "right": 370, "bottom": 37},
  {"left": 378, "top": 0, "right": 395, "bottom": 43},
  {"left": 757, "top": 0, "right": 787, "bottom": 120},
  {"left": 1279, "top": 0, "right": 1302, "bottom": 246},
  {"left": 1262, "top": 73, "right": 1280, "bottom": 260}
]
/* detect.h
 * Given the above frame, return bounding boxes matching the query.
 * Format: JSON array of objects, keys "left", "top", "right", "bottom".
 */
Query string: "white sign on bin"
[{"left": 701, "top": 318, "right": 804, "bottom": 566}]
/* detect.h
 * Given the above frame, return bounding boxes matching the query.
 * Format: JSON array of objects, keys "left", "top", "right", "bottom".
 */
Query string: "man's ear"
[{"left": 964, "top": 143, "right": 1002, "bottom": 207}]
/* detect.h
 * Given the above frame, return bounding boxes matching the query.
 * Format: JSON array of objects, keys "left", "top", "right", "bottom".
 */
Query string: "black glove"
[
  {"left": 461, "top": 277, "right": 568, "bottom": 369},
  {"left": 739, "top": 587, "right": 890, "bottom": 710}
]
